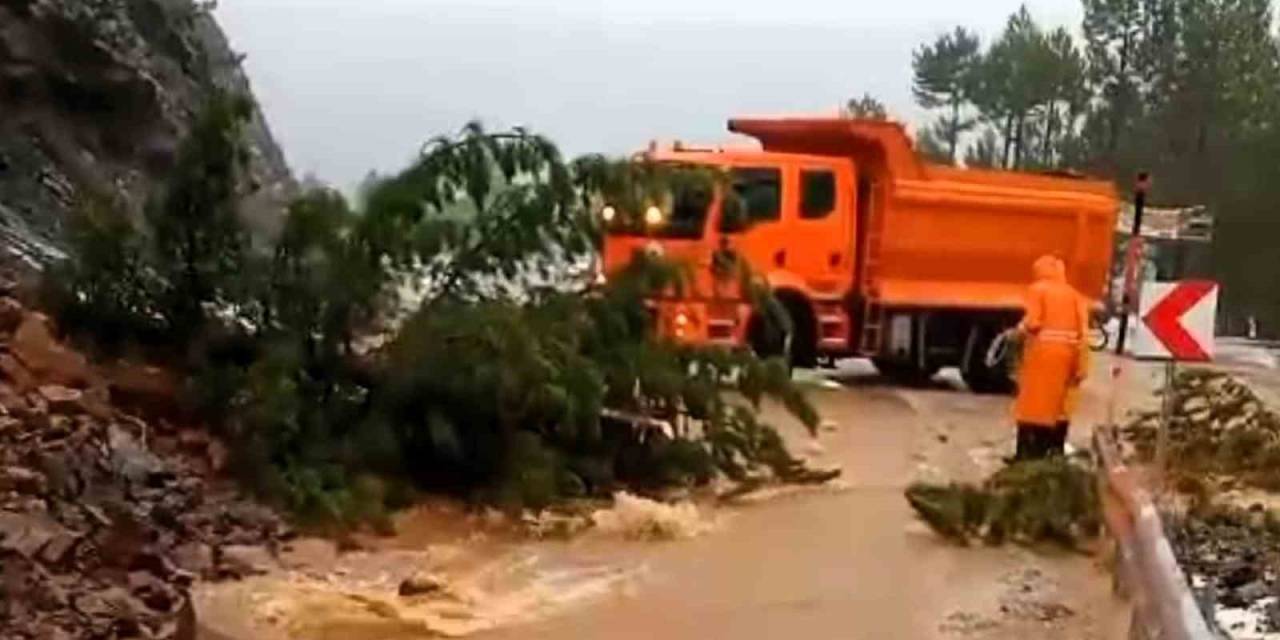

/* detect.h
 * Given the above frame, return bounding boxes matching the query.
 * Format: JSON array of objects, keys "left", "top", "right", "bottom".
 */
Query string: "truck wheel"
[
  {"left": 871, "top": 357, "right": 939, "bottom": 387},
  {"left": 747, "top": 312, "right": 790, "bottom": 363},
  {"left": 779, "top": 297, "right": 817, "bottom": 369},
  {"left": 962, "top": 328, "right": 1016, "bottom": 395}
]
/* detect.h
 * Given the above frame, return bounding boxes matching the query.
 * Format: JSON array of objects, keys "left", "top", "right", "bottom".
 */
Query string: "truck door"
[{"left": 788, "top": 163, "right": 855, "bottom": 296}]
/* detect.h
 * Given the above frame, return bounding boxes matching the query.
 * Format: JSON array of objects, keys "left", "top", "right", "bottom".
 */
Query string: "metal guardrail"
[{"left": 1093, "top": 426, "right": 1218, "bottom": 640}]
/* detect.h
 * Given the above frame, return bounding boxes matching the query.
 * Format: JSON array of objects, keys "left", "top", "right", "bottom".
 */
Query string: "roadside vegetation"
[{"left": 43, "top": 92, "right": 826, "bottom": 528}]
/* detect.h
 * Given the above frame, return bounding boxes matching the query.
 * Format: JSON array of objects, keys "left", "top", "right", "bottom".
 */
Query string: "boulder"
[
  {"left": 72, "top": 587, "right": 146, "bottom": 630},
  {"left": 0, "top": 382, "right": 28, "bottom": 415},
  {"left": 0, "top": 354, "right": 36, "bottom": 392},
  {"left": 37, "top": 528, "right": 79, "bottom": 565},
  {"left": 79, "top": 385, "right": 114, "bottom": 420},
  {"left": 0, "top": 512, "right": 71, "bottom": 560},
  {"left": 128, "top": 570, "right": 179, "bottom": 613},
  {"left": 1236, "top": 580, "right": 1269, "bottom": 604},
  {"left": 0, "top": 466, "right": 46, "bottom": 494},
  {"left": 399, "top": 570, "right": 448, "bottom": 597},
  {"left": 97, "top": 512, "right": 149, "bottom": 571},
  {"left": 171, "top": 541, "right": 214, "bottom": 576},
  {"left": 218, "top": 544, "right": 276, "bottom": 578},
  {"left": 0, "top": 297, "right": 25, "bottom": 333},
  {"left": 108, "top": 424, "right": 167, "bottom": 485},
  {"left": 10, "top": 313, "right": 96, "bottom": 388},
  {"left": 106, "top": 362, "right": 180, "bottom": 417},
  {"left": 37, "top": 385, "right": 82, "bottom": 415},
  {"left": 32, "top": 577, "right": 69, "bottom": 611},
  {"left": 206, "top": 439, "right": 229, "bottom": 472}
]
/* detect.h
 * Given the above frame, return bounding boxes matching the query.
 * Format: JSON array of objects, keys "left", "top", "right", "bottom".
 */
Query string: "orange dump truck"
[{"left": 602, "top": 117, "right": 1119, "bottom": 391}]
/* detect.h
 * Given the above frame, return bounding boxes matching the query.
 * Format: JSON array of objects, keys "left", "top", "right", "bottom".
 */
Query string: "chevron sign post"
[
  {"left": 1132, "top": 280, "right": 1218, "bottom": 361},
  {"left": 1132, "top": 280, "right": 1218, "bottom": 494}
]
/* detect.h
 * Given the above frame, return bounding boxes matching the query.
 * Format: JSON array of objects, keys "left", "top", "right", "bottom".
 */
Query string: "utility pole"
[{"left": 1115, "top": 172, "right": 1150, "bottom": 357}]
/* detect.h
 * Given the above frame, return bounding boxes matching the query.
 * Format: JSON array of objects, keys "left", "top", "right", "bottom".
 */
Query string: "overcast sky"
[{"left": 213, "top": 0, "right": 1082, "bottom": 191}]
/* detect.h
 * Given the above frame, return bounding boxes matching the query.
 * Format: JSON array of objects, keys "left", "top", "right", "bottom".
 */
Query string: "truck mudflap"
[{"left": 813, "top": 299, "right": 851, "bottom": 352}]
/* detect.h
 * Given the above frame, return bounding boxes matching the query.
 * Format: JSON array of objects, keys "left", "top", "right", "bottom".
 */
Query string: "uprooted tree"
[{"left": 45, "top": 93, "right": 831, "bottom": 526}]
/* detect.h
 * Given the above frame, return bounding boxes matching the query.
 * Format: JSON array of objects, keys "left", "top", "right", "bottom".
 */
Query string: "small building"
[{"left": 1107, "top": 204, "right": 1214, "bottom": 310}]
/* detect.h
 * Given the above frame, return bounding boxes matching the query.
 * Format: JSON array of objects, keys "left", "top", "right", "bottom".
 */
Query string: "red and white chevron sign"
[{"left": 1133, "top": 280, "right": 1218, "bottom": 361}]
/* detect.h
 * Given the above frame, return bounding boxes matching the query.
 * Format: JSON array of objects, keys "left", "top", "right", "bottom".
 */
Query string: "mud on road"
[{"left": 198, "top": 361, "right": 1128, "bottom": 640}]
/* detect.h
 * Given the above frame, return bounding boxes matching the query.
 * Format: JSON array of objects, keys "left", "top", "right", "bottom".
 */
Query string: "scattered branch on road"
[{"left": 906, "top": 458, "right": 1100, "bottom": 549}]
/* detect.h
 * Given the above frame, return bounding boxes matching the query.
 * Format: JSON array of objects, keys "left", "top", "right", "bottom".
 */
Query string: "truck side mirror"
[{"left": 719, "top": 196, "right": 749, "bottom": 233}]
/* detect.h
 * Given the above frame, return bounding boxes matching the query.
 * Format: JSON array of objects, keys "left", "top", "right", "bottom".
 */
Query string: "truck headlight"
[{"left": 645, "top": 205, "right": 663, "bottom": 226}]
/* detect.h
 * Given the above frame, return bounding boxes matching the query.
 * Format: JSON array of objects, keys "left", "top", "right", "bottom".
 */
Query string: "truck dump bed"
[{"left": 729, "top": 117, "right": 1119, "bottom": 311}]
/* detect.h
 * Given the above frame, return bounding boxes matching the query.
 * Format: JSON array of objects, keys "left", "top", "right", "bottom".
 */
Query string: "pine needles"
[{"left": 906, "top": 458, "right": 1101, "bottom": 548}]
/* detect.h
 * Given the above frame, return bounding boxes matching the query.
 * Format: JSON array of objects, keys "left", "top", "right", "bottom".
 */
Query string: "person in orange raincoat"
[
  {"left": 1058, "top": 295, "right": 1093, "bottom": 450},
  {"left": 1013, "top": 255, "right": 1089, "bottom": 460}
]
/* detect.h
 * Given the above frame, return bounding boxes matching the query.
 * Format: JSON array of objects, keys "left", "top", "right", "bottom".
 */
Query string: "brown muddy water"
[{"left": 197, "top": 364, "right": 1128, "bottom": 640}]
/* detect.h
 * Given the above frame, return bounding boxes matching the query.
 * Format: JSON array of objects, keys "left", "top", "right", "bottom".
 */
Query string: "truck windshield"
[{"left": 605, "top": 180, "right": 714, "bottom": 240}]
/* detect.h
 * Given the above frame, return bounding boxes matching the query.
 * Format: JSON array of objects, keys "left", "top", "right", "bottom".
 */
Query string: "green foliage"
[
  {"left": 50, "top": 111, "right": 824, "bottom": 526},
  {"left": 912, "top": 26, "right": 982, "bottom": 163},
  {"left": 916, "top": 0, "right": 1280, "bottom": 333},
  {"left": 43, "top": 198, "right": 166, "bottom": 353},
  {"left": 905, "top": 458, "right": 1101, "bottom": 548},
  {"left": 372, "top": 251, "right": 822, "bottom": 509},
  {"left": 45, "top": 89, "right": 258, "bottom": 356},
  {"left": 571, "top": 155, "right": 733, "bottom": 240},
  {"left": 361, "top": 122, "right": 592, "bottom": 306},
  {"left": 843, "top": 93, "right": 888, "bottom": 120},
  {"left": 915, "top": 121, "right": 961, "bottom": 165},
  {"left": 148, "top": 91, "right": 255, "bottom": 335}
]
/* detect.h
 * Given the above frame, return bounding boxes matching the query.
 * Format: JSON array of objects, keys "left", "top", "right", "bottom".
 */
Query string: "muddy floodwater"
[{"left": 198, "top": 362, "right": 1128, "bottom": 640}]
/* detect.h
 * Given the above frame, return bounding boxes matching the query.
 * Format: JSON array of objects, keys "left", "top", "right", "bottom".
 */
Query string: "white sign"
[{"left": 1132, "top": 280, "right": 1218, "bottom": 361}]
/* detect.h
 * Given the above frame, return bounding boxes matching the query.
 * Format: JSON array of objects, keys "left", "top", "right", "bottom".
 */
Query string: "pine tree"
[
  {"left": 912, "top": 27, "right": 982, "bottom": 163},
  {"left": 147, "top": 90, "right": 255, "bottom": 336},
  {"left": 844, "top": 93, "right": 889, "bottom": 120}
]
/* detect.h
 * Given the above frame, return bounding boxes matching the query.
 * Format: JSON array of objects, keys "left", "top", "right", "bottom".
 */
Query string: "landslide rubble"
[
  {"left": 0, "top": 295, "right": 289, "bottom": 639},
  {"left": 1123, "top": 369, "right": 1280, "bottom": 492},
  {"left": 1123, "top": 369, "right": 1280, "bottom": 638}
]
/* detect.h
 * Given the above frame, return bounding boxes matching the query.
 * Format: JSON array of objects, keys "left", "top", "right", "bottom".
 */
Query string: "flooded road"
[{"left": 198, "top": 362, "right": 1128, "bottom": 640}]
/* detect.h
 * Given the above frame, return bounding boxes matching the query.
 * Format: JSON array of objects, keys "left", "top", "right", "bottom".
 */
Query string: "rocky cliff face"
[{"left": 0, "top": 0, "right": 292, "bottom": 266}]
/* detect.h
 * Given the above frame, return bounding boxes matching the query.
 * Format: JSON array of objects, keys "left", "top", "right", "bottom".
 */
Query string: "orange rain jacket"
[{"left": 1014, "top": 256, "right": 1089, "bottom": 428}]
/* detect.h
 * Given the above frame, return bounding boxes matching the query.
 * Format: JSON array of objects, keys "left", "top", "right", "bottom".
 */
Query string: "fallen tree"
[
  {"left": 41, "top": 96, "right": 832, "bottom": 527},
  {"left": 906, "top": 458, "right": 1101, "bottom": 548}
]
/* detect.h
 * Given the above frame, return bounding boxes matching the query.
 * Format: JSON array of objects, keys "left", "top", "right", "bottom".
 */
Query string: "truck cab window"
[
  {"left": 801, "top": 170, "right": 836, "bottom": 219},
  {"left": 721, "top": 167, "right": 780, "bottom": 232},
  {"left": 664, "top": 182, "right": 713, "bottom": 239}
]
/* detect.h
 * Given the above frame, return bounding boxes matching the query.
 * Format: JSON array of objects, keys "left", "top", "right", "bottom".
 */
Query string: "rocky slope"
[
  {"left": 0, "top": 291, "right": 289, "bottom": 639},
  {"left": 0, "top": 0, "right": 292, "bottom": 266}
]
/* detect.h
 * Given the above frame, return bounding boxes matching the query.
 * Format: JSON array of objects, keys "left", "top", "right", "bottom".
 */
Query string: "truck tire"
[
  {"left": 871, "top": 357, "right": 939, "bottom": 386},
  {"left": 962, "top": 327, "right": 1016, "bottom": 395},
  {"left": 747, "top": 311, "right": 790, "bottom": 363},
  {"left": 779, "top": 296, "right": 817, "bottom": 369}
]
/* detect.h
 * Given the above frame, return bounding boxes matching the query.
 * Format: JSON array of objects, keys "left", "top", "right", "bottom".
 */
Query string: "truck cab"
[
  {"left": 603, "top": 117, "right": 1119, "bottom": 393},
  {"left": 601, "top": 146, "right": 862, "bottom": 365}
]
